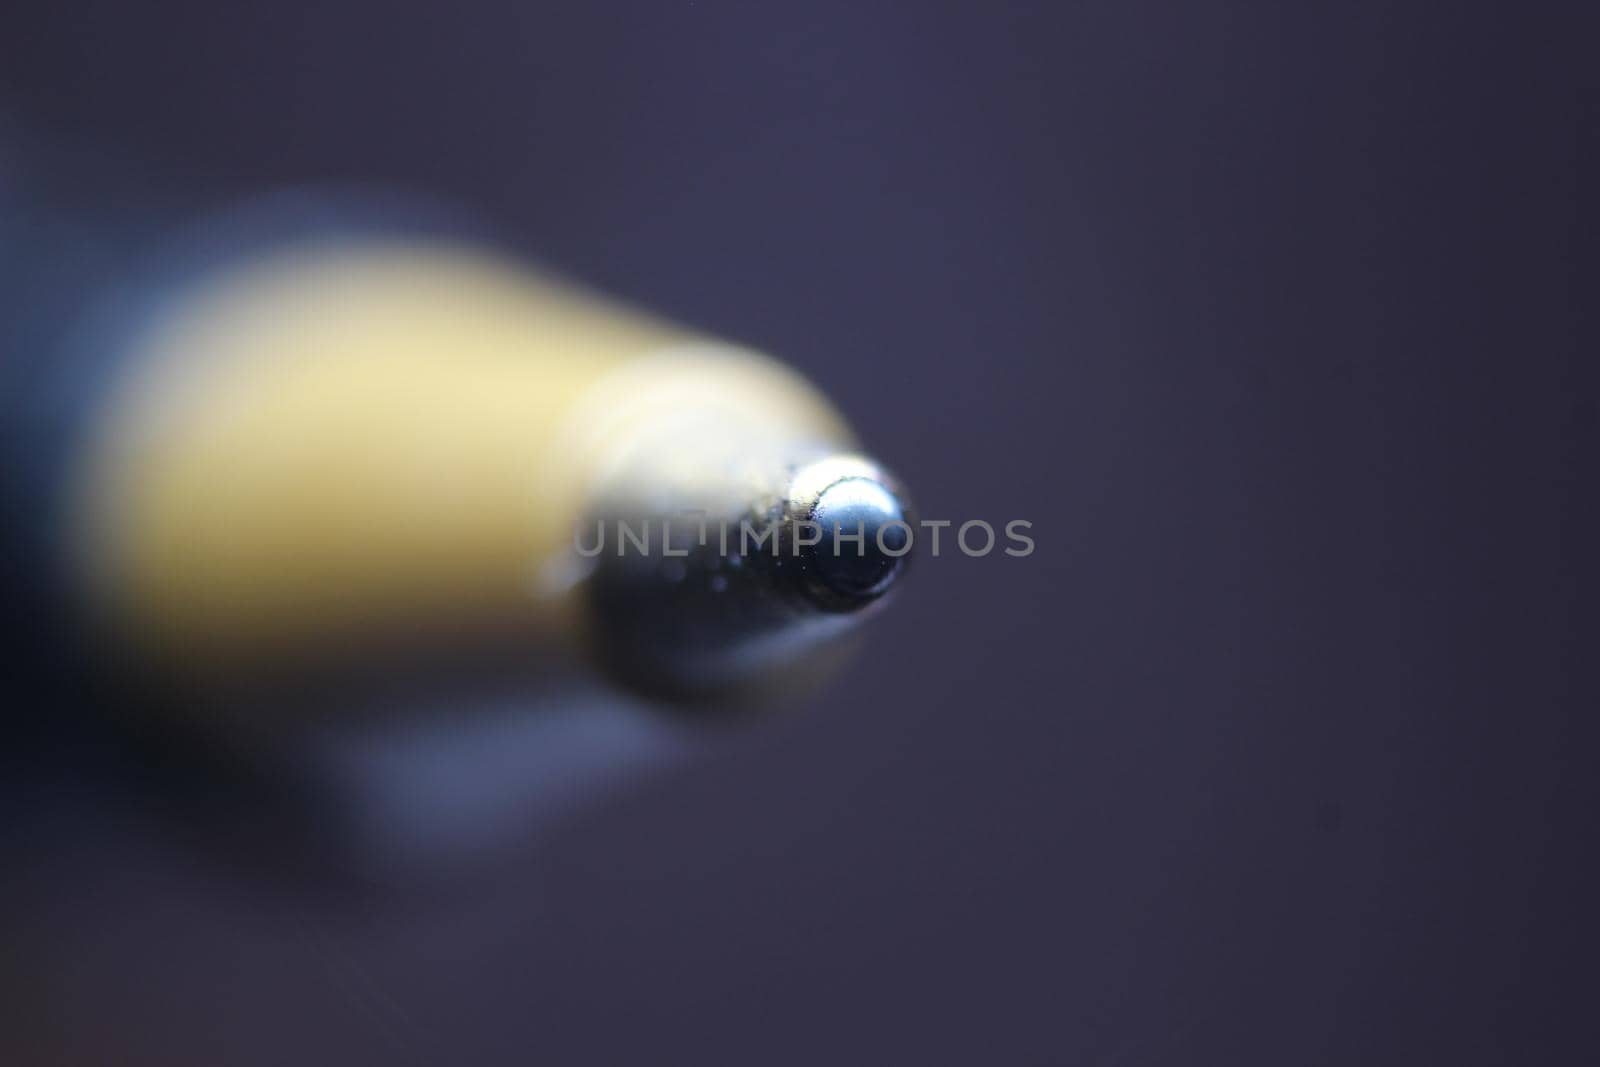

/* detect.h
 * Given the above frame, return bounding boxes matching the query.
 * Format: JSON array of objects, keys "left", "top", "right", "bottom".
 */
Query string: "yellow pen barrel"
[{"left": 67, "top": 238, "right": 863, "bottom": 691}]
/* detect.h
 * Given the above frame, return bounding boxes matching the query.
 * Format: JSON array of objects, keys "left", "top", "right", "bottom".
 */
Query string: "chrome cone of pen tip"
[{"left": 582, "top": 450, "right": 911, "bottom": 702}]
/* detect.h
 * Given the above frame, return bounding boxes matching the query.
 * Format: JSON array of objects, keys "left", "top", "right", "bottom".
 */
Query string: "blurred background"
[{"left": 1, "top": 2, "right": 1590, "bottom": 1063}]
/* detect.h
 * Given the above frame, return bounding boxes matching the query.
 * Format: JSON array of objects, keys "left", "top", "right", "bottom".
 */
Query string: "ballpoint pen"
[{"left": 6, "top": 180, "right": 914, "bottom": 711}]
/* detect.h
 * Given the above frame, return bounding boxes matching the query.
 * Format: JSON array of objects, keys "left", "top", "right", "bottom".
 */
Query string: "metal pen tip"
[
  {"left": 783, "top": 453, "right": 913, "bottom": 613},
  {"left": 807, "top": 475, "right": 910, "bottom": 601},
  {"left": 584, "top": 450, "right": 912, "bottom": 701}
]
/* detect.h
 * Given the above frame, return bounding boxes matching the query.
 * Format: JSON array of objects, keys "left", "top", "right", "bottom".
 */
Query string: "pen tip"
[
  {"left": 806, "top": 471, "right": 911, "bottom": 604},
  {"left": 583, "top": 451, "right": 912, "bottom": 700}
]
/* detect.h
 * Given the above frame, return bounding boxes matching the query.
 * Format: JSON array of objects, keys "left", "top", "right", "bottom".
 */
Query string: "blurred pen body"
[{"left": 8, "top": 198, "right": 910, "bottom": 708}]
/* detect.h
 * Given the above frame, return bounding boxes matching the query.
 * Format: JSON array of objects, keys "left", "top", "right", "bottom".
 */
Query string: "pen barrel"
[{"left": 61, "top": 236, "right": 859, "bottom": 691}]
